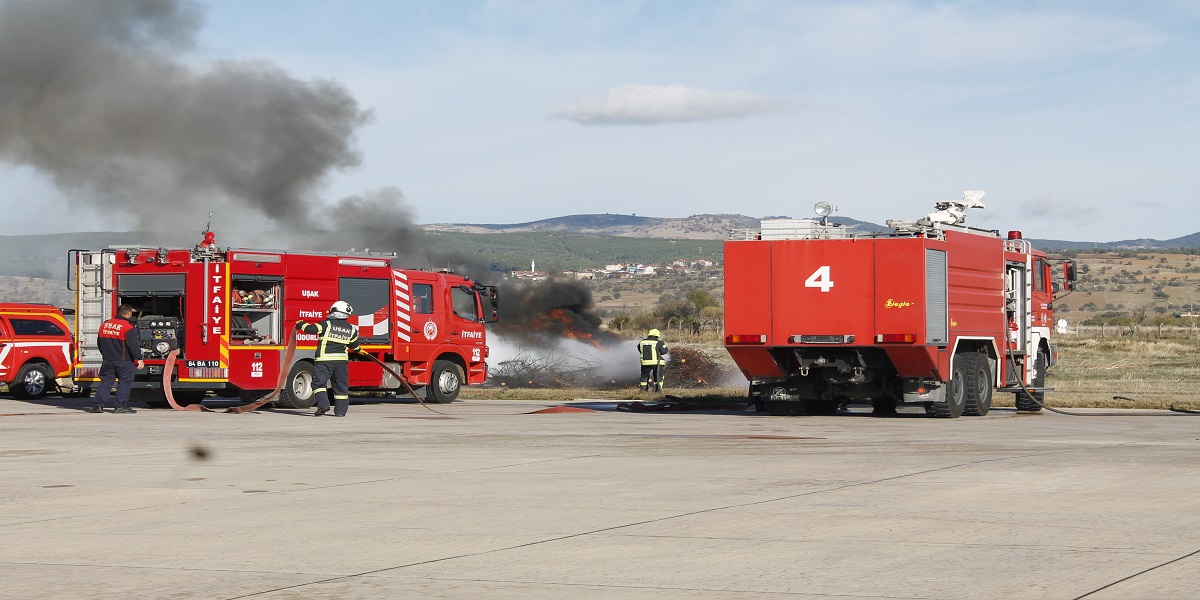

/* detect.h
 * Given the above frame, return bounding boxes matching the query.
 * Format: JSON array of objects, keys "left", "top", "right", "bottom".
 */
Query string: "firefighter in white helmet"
[
  {"left": 637, "top": 328, "right": 668, "bottom": 392},
  {"left": 295, "top": 300, "right": 361, "bottom": 417}
]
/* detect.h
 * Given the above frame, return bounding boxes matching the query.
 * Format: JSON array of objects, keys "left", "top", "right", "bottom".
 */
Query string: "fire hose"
[
  {"left": 161, "top": 330, "right": 298, "bottom": 413},
  {"left": 353, "top": 351, "right": 453, "bottom": 416},
  {"left": 161, "top": 333, "right": 585, "bottom": 416},
  {"left": 1004, "top": 353, "right": 1199, "bottom": 417}
]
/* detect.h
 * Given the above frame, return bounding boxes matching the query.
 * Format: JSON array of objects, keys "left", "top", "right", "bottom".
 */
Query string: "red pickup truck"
[{"left": 0, "top": 303, "right": 75, "bottom": 399}]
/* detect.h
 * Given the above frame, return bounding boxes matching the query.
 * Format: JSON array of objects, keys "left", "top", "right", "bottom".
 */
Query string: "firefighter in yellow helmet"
[
  {"left": 295, "top": 300, "right": 361, "bottom": 417},
  {"left": 637, "top": 328, "right": 669, "bottom": 392}
]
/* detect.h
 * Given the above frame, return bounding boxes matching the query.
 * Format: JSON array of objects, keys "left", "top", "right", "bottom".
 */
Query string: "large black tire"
[
  {"left": 871, "top": 397, "right": 899, "bottom": 415},
  {"left": 929, "top": 355, "right": 967, "bottom": 418},
  {"left": 426, "top": 360, "right": 463, "bottom": 404},
  {"left": 131, "top": 389, "right": 169, "bottom": 408},
  {"left": 10, "top": 363, "right": 53, "bottom": 399},
  {"left": 1016, "top": 349, "right": 1047, "bottom": 412},
  {"left": 805, "top": 398, "right": 842, "bottom": 416},
  {"left": 763, "top": 400, "right": 804, "bottom": 416},
  {"left": 278, "top": 361, "right": 316, "bottom": 409},
  {"left": 962, "top": 353, "right": 993, "bottom": 416}
]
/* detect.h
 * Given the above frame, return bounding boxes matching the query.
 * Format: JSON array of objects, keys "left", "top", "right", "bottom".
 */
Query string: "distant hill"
[
  {"left": 425, "top": 213, "right": 890, "bottom": 240},
  {"left": 426, "top": 212, "right": 1200, "bottom": 250},
  {"left": 3, "top": 214, "right": 1197, "bottom": 280}
]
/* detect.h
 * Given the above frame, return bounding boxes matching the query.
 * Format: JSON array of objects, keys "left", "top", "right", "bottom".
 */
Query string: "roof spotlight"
[{"left": 814, "top": 201, "right": 837, "bottom": 226}]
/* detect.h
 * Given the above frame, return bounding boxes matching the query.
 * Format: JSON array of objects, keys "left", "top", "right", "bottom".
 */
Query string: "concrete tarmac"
[{"left": 1, "top": 395, "right": 1198, "bottom": 599}]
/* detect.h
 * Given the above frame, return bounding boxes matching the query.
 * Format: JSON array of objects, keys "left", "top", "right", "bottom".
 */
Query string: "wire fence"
[{"left": 1065, "top": 324, "right": 1200, "bottom": 339}]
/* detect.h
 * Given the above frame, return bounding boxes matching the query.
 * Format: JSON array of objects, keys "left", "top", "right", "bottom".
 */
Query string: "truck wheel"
[
  {"left": 131, "top": 389, "right": 169, "bottom": 408},
  {"left": 929, "top": 355, "right": 967, "bottom": 418},
  {"left": 426, "top": 360, "right": 463, "bottom": 404},
  {"left": 278, "top": 361, "right": 317, "bottom": 409},
  {"left": 763, "top": 400, "right": 804, "bottom": 416},
  {"left": 1015, "top": 349, "right": 1047, "bottom": 412},
  {"left": 805, "top": 398, "right": 841, "bottom": 416},
  {"left": 871, "top": 397, "right": 899, "bottom": 415},
  {"left": 11, "top": 363, "right": 53, "bottom": 399},
  {"left": 962, "top": 353, "right": 993, "bottom": 416}
]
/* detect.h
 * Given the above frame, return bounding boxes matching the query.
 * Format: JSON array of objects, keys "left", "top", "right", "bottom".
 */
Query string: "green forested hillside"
[{"left": 425, "top": 232, "right": 724, "bottom": 273}]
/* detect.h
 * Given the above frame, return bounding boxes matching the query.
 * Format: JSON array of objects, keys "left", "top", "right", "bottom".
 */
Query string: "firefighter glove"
[{"left": 294, "top": 320, "right": 307, "bottom": 331}]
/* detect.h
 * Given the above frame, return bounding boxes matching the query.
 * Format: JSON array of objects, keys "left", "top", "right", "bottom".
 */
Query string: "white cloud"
[
  {"left": 548, "top": 84, "right": 785, "bottom": 125},
  {"left": 1019, "top": 194, "right": 1103, "bottom": 227}
]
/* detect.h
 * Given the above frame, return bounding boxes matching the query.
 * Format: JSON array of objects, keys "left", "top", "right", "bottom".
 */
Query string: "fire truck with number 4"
[
  {"left": 68, "top": 231, "right": 498, "bottom": 408},
  {"left": 724, "top": 191, "right": 1076, "bottom": 417}
]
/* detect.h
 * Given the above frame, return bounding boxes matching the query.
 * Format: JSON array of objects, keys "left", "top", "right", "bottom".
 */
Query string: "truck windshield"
[{"left": 451, "top": 286, "right": 477, "bottom": 321}]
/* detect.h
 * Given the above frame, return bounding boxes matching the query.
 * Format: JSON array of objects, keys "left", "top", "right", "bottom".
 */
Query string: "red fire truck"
[
  {"left": 68, "top": 232, "right": 498, "bottom": 408},
  {"left": 724, "top": 192, "right": 1075, "bottom": 417}
]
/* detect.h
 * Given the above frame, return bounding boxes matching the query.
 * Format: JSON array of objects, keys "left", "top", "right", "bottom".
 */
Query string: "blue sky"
[{"left": 3, "top": 0, "right": 1198, "bottom": 242}]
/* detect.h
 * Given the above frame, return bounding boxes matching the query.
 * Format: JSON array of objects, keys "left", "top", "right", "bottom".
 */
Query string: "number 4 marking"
[{"left": 805, "top": 265, "right": 834, "bottom": 292}]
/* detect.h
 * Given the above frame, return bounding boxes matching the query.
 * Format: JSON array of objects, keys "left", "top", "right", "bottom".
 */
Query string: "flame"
[{"left": 524, "top": 308, "right": 619, "bottom": 348}]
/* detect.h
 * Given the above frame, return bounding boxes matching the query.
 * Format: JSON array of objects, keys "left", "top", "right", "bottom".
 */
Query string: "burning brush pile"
[
  {"left": 486, "top": 344, "right": 734, "bottom": 390},
  {"left": 661, "top": 347, "right": 734, "bottom": 389},
  {"left": 486, "top": 280, "right": 736, "bottom": 391}
]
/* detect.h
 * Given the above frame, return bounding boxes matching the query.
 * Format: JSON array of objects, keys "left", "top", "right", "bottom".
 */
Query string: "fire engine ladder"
[{"left": 69, "top": 250, "right": 114, "bottom": 380}]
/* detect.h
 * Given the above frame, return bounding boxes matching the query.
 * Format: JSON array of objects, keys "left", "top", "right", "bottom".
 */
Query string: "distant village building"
[{"left": 511, "top": 259, "right": 547, "bottom": 282}]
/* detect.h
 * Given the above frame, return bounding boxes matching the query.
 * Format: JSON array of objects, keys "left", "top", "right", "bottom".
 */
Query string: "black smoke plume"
[
  {"left": 0, "top": 0, "right": 621, "bottom": 359},
  {"left": 0, "top": 0, "right": 370, "bottom": 231},
  {"left": 490, "top": 279, "right": 621, "bottom": 348}
]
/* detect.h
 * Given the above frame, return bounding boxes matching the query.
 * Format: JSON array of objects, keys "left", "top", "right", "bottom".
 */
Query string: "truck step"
[{"left": 998, "top": 386, "right": 1054, "bottom": 393}]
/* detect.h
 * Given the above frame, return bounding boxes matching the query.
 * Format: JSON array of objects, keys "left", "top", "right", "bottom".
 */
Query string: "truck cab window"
[
  {"left": 413, "top": 284, "right": 433, "bottom": 314},
  {"left": 451, "top": 286, "right": 477, "bottom": 321},
  {"left": 1034, "top": 261, "right": 1047, "bottom": 292}
]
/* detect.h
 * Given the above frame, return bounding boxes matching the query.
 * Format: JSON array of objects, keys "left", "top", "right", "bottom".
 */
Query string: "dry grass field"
[
  {"left": 464, "top": 332, "right": 1200, "bottom": 412},
  {"left": 1035, "top": 335, "right": 1200, "bottom": 410},
  {"left": 1061, "top": 251, "right": 1200, "bottom": 324}
]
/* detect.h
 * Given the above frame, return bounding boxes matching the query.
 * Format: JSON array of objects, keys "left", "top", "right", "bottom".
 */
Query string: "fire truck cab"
[
  {"left": 724, "top": 192, "right": 1075, "bottom": 418},
  {"left": 68, "top": 234, "right": 498, "bottom": 408}
]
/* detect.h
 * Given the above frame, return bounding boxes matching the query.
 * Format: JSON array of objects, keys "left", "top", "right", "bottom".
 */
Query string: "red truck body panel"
[{"left": 71, "top": 242, "right": 494, "bottom": 403}]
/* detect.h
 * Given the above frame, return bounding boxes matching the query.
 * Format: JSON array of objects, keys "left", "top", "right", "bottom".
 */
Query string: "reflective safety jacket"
[
  {"left": 97, "top": 317, "right": 142, "bottom": 362},
  {"left": 637, "top": 337, "right": 668, "bottom": 366},
  {"left": 299, "top": 318, "right": 361, "bottom": 362}
]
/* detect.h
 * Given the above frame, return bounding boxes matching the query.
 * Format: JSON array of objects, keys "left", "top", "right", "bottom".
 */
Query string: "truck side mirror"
[{"left": 1063, "top": 260, "right": 1077, "bottom": 291}]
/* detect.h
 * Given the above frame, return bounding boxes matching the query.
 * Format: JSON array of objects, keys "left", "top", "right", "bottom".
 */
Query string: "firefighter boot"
[
  {"left": 639, "top": 380, "right": 649, "bottom": 392},
  {"left": 88, "top": 405, "right": 105, "bottom": 413},
  {"left": 333, "top": 399, "right": 349, "bottom": 417},
  {"left": 314, "top": 407, "right": 328, "bottom": 417}
]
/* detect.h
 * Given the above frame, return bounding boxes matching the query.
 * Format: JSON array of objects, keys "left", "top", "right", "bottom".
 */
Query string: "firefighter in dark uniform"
[
  {"left": 295, "top": 300, "right": 361, "bottom": 417},
  {"left": 638, "top": 328, "right": 668, "bottom": 392},
  {"left": 91, "top": 304, "right": 145, "bottom": 413}
]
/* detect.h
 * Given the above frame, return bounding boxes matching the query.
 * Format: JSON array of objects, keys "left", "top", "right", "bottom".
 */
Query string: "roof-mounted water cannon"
[
  {"left": 886, "top": 190, "right": 988, "bottom": 234},
  {"left": 198, "top": 211, "right": 216, "bottom": 248},
  {"left": 193, "top": 211, "right": 223, "bottom": 259},
  {"left": 924, "top": 190, "right": 986, "bottom": 226}
]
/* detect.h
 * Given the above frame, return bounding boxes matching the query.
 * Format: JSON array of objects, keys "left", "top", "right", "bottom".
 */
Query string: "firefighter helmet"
[
  {"left": 647, "top": 329, "right": 661, "bottom": 338},
  {"left": 328, "top": 300, "right": 353, "bottom": 319}
]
